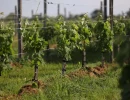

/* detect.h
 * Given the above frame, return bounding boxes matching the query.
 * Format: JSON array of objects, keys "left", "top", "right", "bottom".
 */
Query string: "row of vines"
[{"left": 0, "top": 14, "right": 130, "bottom": 81}]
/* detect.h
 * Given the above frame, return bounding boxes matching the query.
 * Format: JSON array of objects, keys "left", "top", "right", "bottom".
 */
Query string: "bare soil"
[
  {"left": 68, "top": 64, "right": 108, "bottom": 78},
  {"left": 18, "top": 80, "right": 46, "bottom": 96}
]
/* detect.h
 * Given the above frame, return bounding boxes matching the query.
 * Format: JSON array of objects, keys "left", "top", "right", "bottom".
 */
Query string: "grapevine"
[
  {"left": 76, "top": 14, "right": 93, "bottom": 68},
  {"left": 113, "top": 18, "right": 126, "bottom": 46},
  {"left": 94, "top": 15, "right": 113, "bottom": 66},
  {"left": 0, "top": 22, "right": 14, "bottom": 76},
  {"left": 22, "top": 17, "right": 47, "bottom": 81}
]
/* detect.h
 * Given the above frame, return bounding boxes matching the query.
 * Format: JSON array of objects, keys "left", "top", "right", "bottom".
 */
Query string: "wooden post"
[
  {"left": 109, "top": 0, "right": 114, "bottom": 63},
  {"left": 57, "top": 4, "right": 60, "bottom": 16},
  {"left": 44, "top": 0, "right": 49, "bottom": 60},
  {"left": 17, "top": 0, "right": 22, "bottom": 58},
  {"left": 31, "top": 10, "right": 34, "bottom": 18},
  {"left": 129, "top": 8, "right": 130, "bottom": 17},
  {"left": 104, "top": 0, "right": 107, "bottom": 21},
  {"left": 64, "top": 8, "right": 67, "bottom": 19},
  {"left": 69, "top": 12, "right": 72, "bottom": 19},
  {"left": 32, "top": 64, "right": 38, "bottom": 81},
  {"left": 128, "top": 36, "right": 130, "bottom": 65},
  {"left": 44, "top": 0, "right": 47, "bottom": 28},
  {"left": 14, "top": 6, "right": 18, "bottom": 36},
  {"left": 109, "top": 0, "right": 113, "bottom": 29},
  {"left": 101, "top": 0, "right": 107, "bottom": 67},
  {"left": 62, "top": 59, "right": 66, "bottom": 76},
  {"left": 100, "top": 1, "right": 103, "bottom": 15},
  {"left": 82, "top": 41, "right": 87, "bottom": 68}
]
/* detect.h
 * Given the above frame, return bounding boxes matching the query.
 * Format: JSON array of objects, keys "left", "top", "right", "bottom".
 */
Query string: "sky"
[{"left": 0, "top": 0, "right": 130, "bottom": 18}]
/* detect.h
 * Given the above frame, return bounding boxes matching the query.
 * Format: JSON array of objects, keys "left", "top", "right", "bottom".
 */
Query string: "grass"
[{"left": 0, "top": 62, "right": 124, "bottom": 100}]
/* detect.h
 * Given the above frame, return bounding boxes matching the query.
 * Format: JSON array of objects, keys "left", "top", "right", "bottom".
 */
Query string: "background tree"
[{"left": 91, "top": 9, "right": 102, "bottom": 19}]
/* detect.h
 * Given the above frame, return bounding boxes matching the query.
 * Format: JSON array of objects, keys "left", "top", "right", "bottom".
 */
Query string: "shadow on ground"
[{"left": 119, "top": 65, "right": 130, "bottom": 100}]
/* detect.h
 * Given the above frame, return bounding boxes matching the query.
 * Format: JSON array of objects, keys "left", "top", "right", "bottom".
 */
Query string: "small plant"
[
  {"left": 76, "top": 14, "right": 93, "bottom": 68},
  {"left": 32, "top": 82, "right": 38, "bottom": 88},
  {"left": 22, "top": 17, "right": 47, "bottom": 81}
]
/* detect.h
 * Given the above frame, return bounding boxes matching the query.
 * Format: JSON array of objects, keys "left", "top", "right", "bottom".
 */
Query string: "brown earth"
[
  {"left": 18, "top": 80, "right": 46, "bottom": 96},
  {"left": 1, "top": 81, "right": 46, "bottom": 100},
  {"left": 68, "top": 69, "right": 88, "bottom": 78},
  {"left": 49, "top": 44, "right": 57, "bottom": 49},
  {"left": 10, "top": 62, "right": 23, "bottom": 68},
  {"left": 1, "top": 95, "right": 20, "bottom": 100},
  {"left": 68, "top": 64, "right": 109, "bottom": 78},
  {"left": 18, "top": 84, "right": 38, "bottom": 96}
]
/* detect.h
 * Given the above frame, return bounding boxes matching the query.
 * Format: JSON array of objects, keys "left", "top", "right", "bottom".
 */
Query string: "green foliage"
[
  {"left": 113, "top": 18, "right": 130, "bottom": 65},
  {"left": 124, "top": 19, "right": 130, "bottom": 35},
  {"left": 56, "top": 18, "right": 72, "bottom": 61},
  {"left": 76, "top": 14, "right": 93, "bottom": 50},
  {"left": 113, "top": 18, "right": 126, "bottom": 46},
  {"left": 41, "top": 18, "right": 58, "bottom": 41},
  {"left": 22, "top": 18, "right": 47, "bottom": 65},
  {"left": 32, "top": 82, "right": 38, "bottom": 88},
  {"left": 116, "top": 40, "right": 130, "bottom": 65},
  {"left": 55, "top": 15, "right": 93, "bottom": 61},
  {"left": 0, "top": 22, "right": 14, "bottom": 73},
  {"left": 113, "top": 20, "right": 125, "bottom": 35},
  {"left": 48, "top": 15, "right": 94, "bottom": 62},
  {"left": 94, "top": 16, "right": 113, "bottom": 52}
]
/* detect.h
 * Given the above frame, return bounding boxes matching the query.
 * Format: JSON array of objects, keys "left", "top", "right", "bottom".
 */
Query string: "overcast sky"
[{"left": 0, "top": 0, "right": 130, "bottom": 18}]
